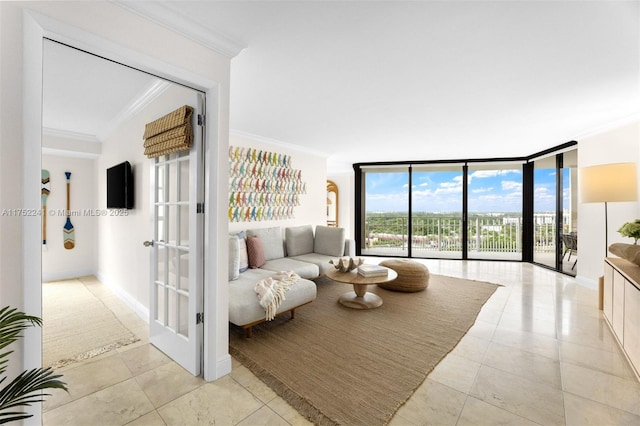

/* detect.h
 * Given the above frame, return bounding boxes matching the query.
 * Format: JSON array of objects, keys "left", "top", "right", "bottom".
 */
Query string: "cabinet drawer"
[
  {"left": 624, "top": 280, "right": 640, "bottom": 375},
  {"left": 603, "top": 262, "right": 614, "bottom": 323},
  {"left": 613, "top": 270, "right": 625, "bottom": 343}
]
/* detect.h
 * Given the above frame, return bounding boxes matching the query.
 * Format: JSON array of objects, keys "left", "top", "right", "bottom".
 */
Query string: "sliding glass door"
[
  {"left": 561, "top": 150, "right": 578, "bottom": 275},
  {"left": 531, "top": 149, "right": 578, "bottom": 275},
  {"left": 533, "top": 156, "right": 557, "bottom": 268}
]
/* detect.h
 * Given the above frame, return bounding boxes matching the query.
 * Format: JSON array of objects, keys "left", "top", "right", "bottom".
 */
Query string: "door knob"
[{"left": 143, "top": 240, "right": 154, "bottom": 247}]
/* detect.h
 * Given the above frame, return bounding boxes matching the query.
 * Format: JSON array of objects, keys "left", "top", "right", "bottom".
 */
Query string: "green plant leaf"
[
  {"left": 0, "top": 307, "right": 67, "bottom": 423},
  {"left": 0, "top": 368, "right": 67, "bottom": 423}
]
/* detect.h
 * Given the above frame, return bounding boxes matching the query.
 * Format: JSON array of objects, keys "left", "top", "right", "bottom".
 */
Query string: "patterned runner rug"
[{"left": 42, "top": 277, "right": 139, "bottom": 369}]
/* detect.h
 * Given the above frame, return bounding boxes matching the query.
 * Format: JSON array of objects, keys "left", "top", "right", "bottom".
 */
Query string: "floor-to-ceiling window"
[
  {"left": 354, "top": 142, "right": 578, "bottom": 274},
  {"left": 361, "top": 167, "right": 410, "bottom": 257},
  {"left": 411, "top": 165, "right": 463, "bottom": 259},
  {"left": 467, "top": 162, "right": 523, "bottom": 261}
]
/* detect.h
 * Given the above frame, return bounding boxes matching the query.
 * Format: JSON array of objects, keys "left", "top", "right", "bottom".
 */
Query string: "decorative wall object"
[
  {"left": 41, "top": 169, "right": 50, "bottom": 247},
  {"left": 63, "top": 171, "right": 75, "bottom": 249},
  {"left": 143, "top": 105, "right": 194, "bottom": 158},
  {"left": 228, "top": 146, "right": 307, "bottom": 222}
]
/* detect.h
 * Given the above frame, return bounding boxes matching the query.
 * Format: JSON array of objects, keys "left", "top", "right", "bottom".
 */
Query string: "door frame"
[{"left": 22, "top": 12, "right": 230, "bottom": 415}]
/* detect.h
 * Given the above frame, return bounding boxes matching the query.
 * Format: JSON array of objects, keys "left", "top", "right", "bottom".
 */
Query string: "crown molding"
[
  {"left": 41, "top": 147, "right": 99, "bottom": 160},
  {"left": 573, "top": 112, "right": 640, "bottom": 141},
  {"left": 42, "top": 127, "right": 100, "bottom": 143},
  {"left": 98, "top": 79, "right": 171, "bottom": 141},
  {"left": 113, "top": 1, "right": 246, "bottom": 58},
  {"left": 230, "top": 129, "right": 329, "bottom": 158}
]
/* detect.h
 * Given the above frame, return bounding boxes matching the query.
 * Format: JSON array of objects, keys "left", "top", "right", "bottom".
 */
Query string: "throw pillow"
[
  {"left": 314, "top": 225, "right": 346, "bottom": 257},
  {"left": 232, "top": 231, "right": 249, "bottom": 272},
  {"left": 246, "top": 227, "right": 285, "bottom": 260},
  {"left": 247, "top": 236, "right": 266, "bottom": 269},
  {"left": 228, "top": 236, "right": 240, "bottom": 281},
  {"left": 285, "top": 225, "right": 314, "bottom": 256}
]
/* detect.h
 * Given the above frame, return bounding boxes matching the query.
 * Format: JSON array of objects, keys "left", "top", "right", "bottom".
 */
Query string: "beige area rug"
[
  {"left": 230, "top": 274, "right": 500, "bottom": 426},
  {"left": 42, "top": 278, "right": 139, "bottom": 369}
]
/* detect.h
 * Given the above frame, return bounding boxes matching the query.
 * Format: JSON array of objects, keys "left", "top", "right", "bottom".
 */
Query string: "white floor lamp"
[{"left": 580, "top": 162, "right": 638, "bottom": 258}]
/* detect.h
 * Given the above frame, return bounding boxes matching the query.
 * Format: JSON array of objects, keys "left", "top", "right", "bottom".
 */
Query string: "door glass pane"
[
  {"left": 167, "top": 205, "right": 178, "bottom": 245},
  {"left": 157, "top": 245, "right": 166, "bottom": 284},
  {"left": 467, "top": 163, "right": 523, "bottom": 260},
  {"left": 411, "top": 165, "right": 463, "bottom": 259},
  {"left": 168, "top": 161, "right": 178, "bottom": 203},
  {"left": 180, "top": 205, "right": 189, "bottom": 246},
  {"left": 533, "top": 156, "right": 557, "bottom": 267},
  {"left": 179, "top": 158, "right": 190, "bottom": 202},
  {"left": 168, "top": 289, "right": 177, "bottom": 330},
  {"left": 361, "top": 167, "right": 409, "bottom": 257},
  {"left": 156, "top": 283, "right": 165, "bottom": 324},
  {"left": 156, "top": 205, "right": 165, "bottom": 242},
  {"left": 168, "top": 246, "right": 177, "bottom": 288},
  {"left": 178, "top": 250, "right": 189, "bottom": 291},
  {"left": 179, "top": 293, "right": 189, "bottom": 338},
  {"left": 156, "top": 164, "right": 165, "bottom": 203}
]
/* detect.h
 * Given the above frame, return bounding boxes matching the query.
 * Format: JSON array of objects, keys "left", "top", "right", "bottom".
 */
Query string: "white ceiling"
[{"left": 44, "top": 1, "right": 640, "bottom": 173}]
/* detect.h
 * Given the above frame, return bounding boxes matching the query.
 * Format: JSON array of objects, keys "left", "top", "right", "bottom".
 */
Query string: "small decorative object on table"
[
  {"left": 329, "top": 257, "right": 364, "bottom": 272},
  {"left": 357, "top": 264, "right": 388, "bottom": 278}
]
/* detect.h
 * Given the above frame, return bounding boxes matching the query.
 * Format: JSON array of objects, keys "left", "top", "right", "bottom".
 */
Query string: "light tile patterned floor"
[{"left": 43, "top": 260, "right": 640, "bottom": 425}]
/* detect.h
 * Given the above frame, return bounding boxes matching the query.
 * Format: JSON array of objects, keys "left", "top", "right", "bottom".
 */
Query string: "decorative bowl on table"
[{"left": 329, "top": 257, "right": 365, "bottom": 272}]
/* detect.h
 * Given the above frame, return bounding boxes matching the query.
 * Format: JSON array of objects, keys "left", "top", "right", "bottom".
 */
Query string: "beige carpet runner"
[
  {"left": 42, "top": 278, "right": 139, "bottom": 369},
  {"left": 230, "top": 274, "right": 500, "bottom": 426}
]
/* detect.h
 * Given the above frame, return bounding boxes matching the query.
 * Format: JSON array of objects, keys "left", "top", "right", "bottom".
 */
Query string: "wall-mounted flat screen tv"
[{"left": 106, "top": 161, "right": 134, "bottom": 209}]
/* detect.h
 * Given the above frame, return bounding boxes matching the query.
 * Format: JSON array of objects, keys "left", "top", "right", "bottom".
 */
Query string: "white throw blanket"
[{"left": 254, "top": 271, "right": 300, "bottom": 321}]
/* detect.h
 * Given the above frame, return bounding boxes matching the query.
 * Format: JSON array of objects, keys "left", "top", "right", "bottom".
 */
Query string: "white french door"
[{"left": 148, "top": 96, "right": 205, "bottom": 376}]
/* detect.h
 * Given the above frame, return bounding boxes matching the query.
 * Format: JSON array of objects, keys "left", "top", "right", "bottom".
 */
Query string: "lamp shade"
[{"left": 580, "top": 162, "right": 638, "bottom": 203}]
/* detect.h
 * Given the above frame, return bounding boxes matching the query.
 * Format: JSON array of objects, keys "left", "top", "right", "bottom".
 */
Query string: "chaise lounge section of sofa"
[{"left": 228, "top": 225, "right": 354, "bottom": 337}]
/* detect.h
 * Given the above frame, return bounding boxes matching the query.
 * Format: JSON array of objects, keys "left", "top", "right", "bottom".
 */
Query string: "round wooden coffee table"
[{"left": 325, "top": 267, "right": 397, "bottom": 309}]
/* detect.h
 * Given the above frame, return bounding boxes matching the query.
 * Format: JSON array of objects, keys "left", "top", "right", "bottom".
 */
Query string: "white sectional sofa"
[{"left": 228, "top": 225, "right": 355, "bottom": 337}]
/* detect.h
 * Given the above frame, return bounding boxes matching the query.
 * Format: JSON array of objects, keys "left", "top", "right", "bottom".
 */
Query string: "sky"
[{"left": 365, "top": 167, "right": 569, "bottom": 213}]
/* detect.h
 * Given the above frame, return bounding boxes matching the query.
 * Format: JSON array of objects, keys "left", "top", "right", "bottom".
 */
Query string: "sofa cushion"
[
  {"left": 228, "top": 271, "right": 317, "bottom": 326},
  {"left": 228, "top": 235, "right": 240, "bottom": 281},
  {"left": 314, "top": 226, "right": 346, "bottom": 257},
  {"left": 246, "top": 227, "right": 284, "bottom": 260},
  {"left": 285, "top": 225, "right": 314, "bottom": 256},
  {"left": 261, "top": 258, "right": 320, "bottom": 279},
  {"left": 247, "top": 236, "right": 266, "bottom": 269},
  {"left": 289, "top": 253, "right": 337, "bottom": 276},
  {"left": 232, "top": 231, "right": 249, "bottom": 272}
]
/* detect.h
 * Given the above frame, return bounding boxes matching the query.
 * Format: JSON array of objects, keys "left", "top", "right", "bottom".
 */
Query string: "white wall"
[
  {"left": 577, "top": 121, "right": 640, "bottom": 285},
  {"left": 228, "top": 133, "right": 328, "bottom": 235},
  {"left": 96, "top": 84, "right": 199, "bottom": 319},
  {"left": 41, "top": 154, "right": 97, "bottom": 281}
]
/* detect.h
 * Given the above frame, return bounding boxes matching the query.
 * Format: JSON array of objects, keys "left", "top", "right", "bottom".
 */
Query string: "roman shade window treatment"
[{"left": 143, "top": 105, "right": 194, "bottom": 158}]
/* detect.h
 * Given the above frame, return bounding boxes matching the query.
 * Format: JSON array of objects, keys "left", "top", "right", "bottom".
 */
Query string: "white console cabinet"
[{"left": 603, "top": 257, "right": 640, "bottom": 380}]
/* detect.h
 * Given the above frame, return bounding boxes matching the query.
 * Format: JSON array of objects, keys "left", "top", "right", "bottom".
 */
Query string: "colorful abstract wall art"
[{"left": 228, "top": 146, "right": 307, "bottom": 222}]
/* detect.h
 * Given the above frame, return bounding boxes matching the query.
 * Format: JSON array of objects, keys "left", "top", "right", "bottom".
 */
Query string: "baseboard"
[
  {"left": 574, "top": 274, "right": 598, "bottom": 290},
  {"left": 96, "top": 272, "right": 149, "bottom": 323},
  {"left": 42, "top": 269, "right": 96, "bottom": 283},
  {"left": 206, "top": 353, "right": 232, "bottom": 382}
]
